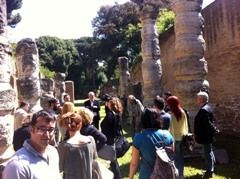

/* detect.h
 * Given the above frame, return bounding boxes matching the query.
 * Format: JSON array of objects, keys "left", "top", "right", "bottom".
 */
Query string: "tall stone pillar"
[
  {"left": 0, "top": 36, "right": 16, "bottom": 166},
  {"left": 0, "top": 1, "right": 15, "bottom": 169},
  {"left": 65, "top": 81, "right": 75, "bottom": 102},
  {"left": 40, "top": 78, "right": 55, "bottom": 109},
  {"left": 0, "top": 0, "right": 7, "bottom": 34},
  {"left": 118, "top": 57, "right": 129, "bottom": 99},
  {"left": 173, "top": 0, "right": 209, "bottom": 119},
  {"left": 54, "top": 72, "right": 66, "bottom": 104},
  {"left": 133, "top": 0, "right": 171, "bottom": 106},
  {"left": 118, "top": 57, "right": 129, "bottom": 118},
  {"left": 16, "top": 38, "right": 42, "bottom": 113}
]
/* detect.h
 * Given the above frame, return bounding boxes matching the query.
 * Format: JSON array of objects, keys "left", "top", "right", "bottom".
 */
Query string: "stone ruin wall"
[
  {"left": 131, "top": 0, "right": 240, "bottom": 136},
  {"left": 202, "top": 0, "right": 240, "bottom": 135}
]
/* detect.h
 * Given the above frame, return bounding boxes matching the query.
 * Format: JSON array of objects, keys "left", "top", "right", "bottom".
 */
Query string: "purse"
[
  {"left": 182, "top": 133, "right": 195, "bottom": 152},
  {"left": 98, "top": 144, "right": 116, "bottom": 161},
  {"left": 182, "top": 110, "right": 195, "bottom": 152},
  {"left": 112, "top": 112, "right": 130, "bottom": 158},
  {"left": 114, "top": 135, "right": 130, "bottom": 158}
]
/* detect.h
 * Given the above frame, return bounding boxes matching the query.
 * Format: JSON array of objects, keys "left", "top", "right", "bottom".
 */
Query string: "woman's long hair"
[
  {"left": 167, "top": 96, "right": 182, "bottom": 121},
  {"left": 62, "top": 102, "right": 75, "bottom": 114},
  {"left": 108, "top": 97, "right": 123, "bottom": 114}
]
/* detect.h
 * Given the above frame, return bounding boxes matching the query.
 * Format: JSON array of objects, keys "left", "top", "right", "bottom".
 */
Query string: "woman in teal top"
[{"left": 129, "top": 108, "right": 174, "bottom": 179}]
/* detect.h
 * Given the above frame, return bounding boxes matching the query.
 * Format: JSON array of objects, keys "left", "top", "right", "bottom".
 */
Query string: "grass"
[
  {"left": 117, "top": 120, "right": 240, "bottom": 179},
  {"left": 76, "top": 101, "right": 240, "bottom": 179}
]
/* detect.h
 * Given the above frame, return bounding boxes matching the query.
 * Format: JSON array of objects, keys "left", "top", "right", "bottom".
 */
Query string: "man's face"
[
  {"left": 30, "top": 117, "right": 55, "bottom": 149},
  {"left": 23, "top": 104, "right": 30, "bottom": 112},
  {"left": 89, "top": 94, "right": 94, "bottom": 101},
  {"left": 53, "top": 102, "right": 60, "bottom": 111},
  {"left": 64, "top": 95, "right": 70, "bottom": 102},
  {"left": 196, "top": 96, "right": 202, "bottom": 106}
]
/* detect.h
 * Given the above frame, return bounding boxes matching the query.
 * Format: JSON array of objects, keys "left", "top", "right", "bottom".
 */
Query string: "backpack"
[{"left": 147, "top": 135, "right": 179, "bottom": 179}]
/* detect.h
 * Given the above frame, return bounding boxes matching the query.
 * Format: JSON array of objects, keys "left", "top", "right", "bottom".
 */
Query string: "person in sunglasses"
[{"left": 3, "top": 110, "right": 61, "bottom": 179}]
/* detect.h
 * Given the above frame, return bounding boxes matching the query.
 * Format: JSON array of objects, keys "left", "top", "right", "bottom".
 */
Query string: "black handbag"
[
  {"left": 114, "top": 135, "right": 130, "bottom": 158},
  {"left": 182, "top": 133, "right": 195, "bottom": 152},
  {"left": 112, "top": 112, "right": 130, "bottom": 158},
  {"left": 182, "top": 110, "right": 195, "bottom": 152}
]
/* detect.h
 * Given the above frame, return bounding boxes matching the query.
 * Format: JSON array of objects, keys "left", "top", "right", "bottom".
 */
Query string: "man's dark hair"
[
  {"left": 63, "top": 94, "right": 70, "bottom": 99},
  {"left": 154, "top": 96, "right": 165, "bottom": 110},
  {"left": 48, "top": 98, "right": 59, "bottom": 106},
  {"left": 31, "top": 110, "right": 55, "bottom": 126},
  {"left": 19, "top": 101, "right": 28, "bottom": 108},
  {"left": 101, "top": 94, "right": 112, "bottom": 102},
  {"left": 164, "top": 91, "right": 172, "bottom": 98}
]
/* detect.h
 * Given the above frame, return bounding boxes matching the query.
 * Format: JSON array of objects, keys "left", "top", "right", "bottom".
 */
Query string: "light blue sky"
[{"left": 8, "top": 0, "right": 215, "bottom": 42}]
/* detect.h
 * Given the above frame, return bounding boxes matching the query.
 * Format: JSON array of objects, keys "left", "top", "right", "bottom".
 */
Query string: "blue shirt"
[
  {"left": 133, "top": 129, "right": 173, "bottom": 179},
  {"left": 3, "top": 140, "right": 60, "bottom": 179}
]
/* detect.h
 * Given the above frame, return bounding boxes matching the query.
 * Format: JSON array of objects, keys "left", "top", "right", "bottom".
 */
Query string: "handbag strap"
[
  {"left": 142, "top": 133, "right": 166, "bottom": 170},
  {"left": 183, "top": 108, "right": 191, "bottom": 133},
  {"left": 112, "top": 111, "right": 124, "bottom": 136}
]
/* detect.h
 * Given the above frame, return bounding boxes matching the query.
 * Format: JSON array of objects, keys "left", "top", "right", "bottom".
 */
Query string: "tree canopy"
[
  {"left": 35, "top": 2, "right": 175, "bottom": 98},
  {"left": 36, "top": 36, "right": 78, "bottom": 74},
  {"left": 92, "top": 2, "right": 141, "bottom": 79}
]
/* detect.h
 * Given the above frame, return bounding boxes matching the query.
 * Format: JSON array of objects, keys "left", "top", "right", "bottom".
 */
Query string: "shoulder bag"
[{"left": 182, "top": 109, "right": 195, "bottom": 152}]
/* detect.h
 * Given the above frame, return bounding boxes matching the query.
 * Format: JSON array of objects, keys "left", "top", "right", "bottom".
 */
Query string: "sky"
[{"left": 8, "top": 0, "right": 215, "bottom": 42}]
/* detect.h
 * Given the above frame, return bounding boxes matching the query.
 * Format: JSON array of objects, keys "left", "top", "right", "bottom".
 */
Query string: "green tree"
[
  {"left": 92, "top": 2, "right": 141, "bottom": 79},
  {"left": 156, "top": 9, "right": 175, "bottom": 34},
  {"left": 36, "top": 36, "right": 79, "bottom": 73},
  {"left": 74, "top": 37, "right": 101, "bottom": 87},
  {"left": 40, "top": 66, "right": 55, "bottom": 79}
]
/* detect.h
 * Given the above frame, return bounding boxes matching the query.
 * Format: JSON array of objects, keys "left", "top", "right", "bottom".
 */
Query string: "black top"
[
  {"left": 13, "top": 125, "right": 30, "bottom": 151},
  {"left": 194, "top": 103, "right": 217, "bottom": 144},
  {"left": 80, "top": 124, "right": 107, "bottom": 151},
  {"left": 101, "top": 111, "right": 121, "bottom": 145},
  {"left": 84, "top": 100, "right": 100, "bottom": 120}
]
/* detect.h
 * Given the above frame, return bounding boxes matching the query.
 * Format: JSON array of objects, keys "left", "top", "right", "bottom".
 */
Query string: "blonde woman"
[
  {"left": 79, "top": 107, "right": 107, "bottom": 151},
  {"left": 58, "top": 112, "right": 100, "bottom": 179},
  {"left": 58, "top": 102, "right": 75, "bottom": 141}
]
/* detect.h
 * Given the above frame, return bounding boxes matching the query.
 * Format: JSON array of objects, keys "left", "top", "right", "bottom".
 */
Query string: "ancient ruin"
[
  {"left": 130, "top": 0, "right": 240, "bottom": 135},
  {"left": 118, "top": 56, "right": 129, "bottom": 99},
  {"left": 16, "top": 38, "right": 42, "bottom": 113},
  {"left": 173, "top": 0, "right": 209, "bottom": 122},
  {"left": 40, "top": 78, "right": 55, "bottom": 109},
  {"left": 132, "top": 0, "right": 172, "bottom": 105},
  {"left": 54, "top": 72, "right": 66, "bottom": 104},
  {"left": 0, "top": 36, "right": 16, "bottom": 166},
  {"left": 0, "top": 0, "right": 7, "bottom": 34}
]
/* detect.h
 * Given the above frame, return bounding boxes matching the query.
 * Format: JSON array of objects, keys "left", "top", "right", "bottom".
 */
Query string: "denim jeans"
[
  {"left": 203, "top": 143, "right": 215, "bottom": 173},
  {"left": 174, "top": 141, "right": 184, "bottom": 179}
]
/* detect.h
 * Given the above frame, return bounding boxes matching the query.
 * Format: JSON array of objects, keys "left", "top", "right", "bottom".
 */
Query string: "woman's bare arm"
[{"left": 129, "top": 146, "right": 140, "bottom": 179}]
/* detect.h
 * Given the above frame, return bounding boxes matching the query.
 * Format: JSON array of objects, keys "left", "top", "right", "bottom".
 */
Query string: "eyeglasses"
[{"left": 35, "top": 126, "right": 55, "bottom": 135}]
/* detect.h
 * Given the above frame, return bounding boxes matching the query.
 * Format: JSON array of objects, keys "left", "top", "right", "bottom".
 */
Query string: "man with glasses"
[{"left": 3, "top": 110, "right": 61, "bottom": 179}]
